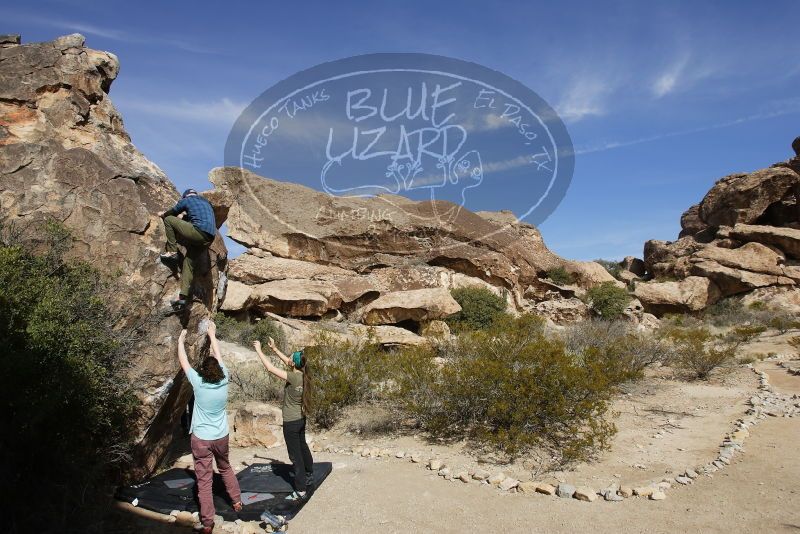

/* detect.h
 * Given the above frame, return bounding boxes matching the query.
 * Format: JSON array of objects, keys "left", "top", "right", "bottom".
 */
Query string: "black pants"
[{"left": 282, "top": 417, "right": 314, "bottom": 492}]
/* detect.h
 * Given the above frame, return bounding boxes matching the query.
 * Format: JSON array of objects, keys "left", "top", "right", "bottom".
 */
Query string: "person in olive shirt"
[{"left": 253, "top": 337, "right": 314, "bottom": 502}]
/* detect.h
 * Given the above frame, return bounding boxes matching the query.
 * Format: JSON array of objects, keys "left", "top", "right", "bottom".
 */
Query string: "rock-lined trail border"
[{"left": 306, "top": 362, "right": 798, "bottom": 506}]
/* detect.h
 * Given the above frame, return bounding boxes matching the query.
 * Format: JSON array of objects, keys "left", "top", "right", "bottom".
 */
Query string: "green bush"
[
  {"left": 703, "top": 297, "right": 800, "bottom": 333},
  {"left": 562, "top": 320, "right": 674, "bottom": 377},
  {"left": 213, "top": 312, "right": 287, "bottom": 351},
  {"left": 586, "top": 281, "right": 631, "bottom": 319},
  {"left": 228, "top": 361, "right": 284, "bottom": 404},
  {"left": 662, "top": 327, "right": 735, "bottom": 380},
  {"left": 726, "top": 324, "right": 767, "bottom": 345},
  {"left": 0, "top": 223, "right": 138, "bottom": 532},
  {"left": 545, "top": 266, "right": 576, "bottom": 285},
  {"left": 767, "top": 313, "right": 800, "bottom": 334},
  {"left": 446, "top": 286, "right": 509, "bottom": 332},
  {"left": 303, "top": 333, "right": 387, "bottom": 428},
  {"left": 390, "top": 314, "right": 618, "bottom": 465}
]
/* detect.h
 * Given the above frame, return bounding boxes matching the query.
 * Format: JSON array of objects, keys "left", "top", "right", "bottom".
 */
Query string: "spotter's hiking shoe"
[{"left": 284, "top": 490, "right": 307, "bottom": 502}]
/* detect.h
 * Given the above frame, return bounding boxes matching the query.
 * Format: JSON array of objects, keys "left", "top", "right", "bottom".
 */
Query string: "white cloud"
[
  {"left": 6, "top": 12, "right": 215, "bottom": 53},
  {"left": 555, "top": 79, "right": 612, "bottom": 122},
  {"left": 652, "top": 56, "right": 689, "bottom": 98},
  {"left": 116, "top": 97, "right": 247, "bottom": 126},
  {"left": 574, "top": 101, "right": 800, "bottom": 156}
]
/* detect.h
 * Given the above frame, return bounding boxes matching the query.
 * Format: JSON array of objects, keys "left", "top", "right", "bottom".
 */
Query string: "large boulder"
[
  {"left": 698, "top": 167, "right": 799, "bottom": 228},
  {"left": 266, "top": 312, "right": 426, "bottom": 347},
  {"left": 688, "top": 259, "right": 795, "bottom": 297},
  {"left": 221, "top": 278, "right": 342, "bottom": 317},
  {"left": 719, "top": 224, "right": 800, "bottom": 260},
  {"left": 231, "top": 402, "right": 283, "bottom": 448},
  {"left": 360, "top": 288, "right": 462, "bottom": 325},
  {"left": 533, "top": 298, "right": 590, "bottom": 324},
  {"left": 741, "top": 286, "right": 800, "bottom": 313},
  {"left": 0, "top": 35, "right": 227, "bottom": 476},
  {"left": 634, "top": 276, "right": 721, "bottom": 316},
  {"left": 621, "top": 256, "right": 647, "bottom": 277},
  {"left": 210, "top": 166, "right": 618, "bottom": 295},
  {"left": 690, "top": 241, "right": 786, "bottom": 276},
  {"left": 229, "top": 252, "right": 356, "bottom": 284}
]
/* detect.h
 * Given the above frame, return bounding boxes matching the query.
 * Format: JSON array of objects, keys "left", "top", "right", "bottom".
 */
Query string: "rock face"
[
  {"left": 231, "top": 402, "right": 283, "bottom": 448},
  {"left": 211, "top": 166, "right": 619, "bottom": 327},
  {"left": 638, "top": 145, "right": 800, "bottom": 315},
  {"left": 634, "top": 277, "right": 721, "bottom": 315},
  {"left": 360, "top": 288, "right": 461, "bottom": 325},
  {"left": 0, "top": 35, "right": 227, "bottom": 476}
]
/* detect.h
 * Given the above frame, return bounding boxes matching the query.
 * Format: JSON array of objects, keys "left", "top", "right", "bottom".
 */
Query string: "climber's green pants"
[{"left": 163, "top": 216, "right": 213, "bottom": 297}]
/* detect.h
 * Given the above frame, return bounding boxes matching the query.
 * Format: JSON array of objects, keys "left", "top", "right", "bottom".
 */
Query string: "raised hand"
[
  {"left": 207, "top": 320, "right": 216, "bottom": 337},
  {"left": 178, "top": 329, "right": 187, "bottom": 343},
  {"left": 268, "top": 336, "right": 277, "bottom": 350},
  {"left": 253, "top": 340, "right": 262, "bottom": 352}
]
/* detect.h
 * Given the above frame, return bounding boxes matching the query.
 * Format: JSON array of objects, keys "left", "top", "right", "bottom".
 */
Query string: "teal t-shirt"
[{"left": 186, "top": 362, "right": 230, "bottom": 441}]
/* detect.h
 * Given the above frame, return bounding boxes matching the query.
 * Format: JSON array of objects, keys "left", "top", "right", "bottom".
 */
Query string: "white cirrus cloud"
[
  {"left": 115, "top": 97, "right": 247, "bottom": 126},
  {"left": 555, "top": 79, "right": 613, "bottom": 122}
]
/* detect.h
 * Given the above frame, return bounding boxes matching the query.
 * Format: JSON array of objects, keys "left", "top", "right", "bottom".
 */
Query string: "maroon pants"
[{"left": 191, "top": 434, "right": 241, "bottom": 527}]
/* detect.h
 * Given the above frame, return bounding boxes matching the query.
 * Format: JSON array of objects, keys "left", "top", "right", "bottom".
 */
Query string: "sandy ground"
[
  {"left": 115, "top": 336, "right": 800, "bottom": 533},
  {"left": 121, "top": 415, "right": 799, "bottom": 533},
  {"left": 307, "top": 365, "right": 757, "bottom": 490}
]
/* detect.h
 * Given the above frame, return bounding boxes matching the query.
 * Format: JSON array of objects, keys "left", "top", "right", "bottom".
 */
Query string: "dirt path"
[
  {"left": 291, "top": 416, "right": 800, "bottom": 533},
  {"left": 115, "top": 360, "right": 800, "bottom": 533}
]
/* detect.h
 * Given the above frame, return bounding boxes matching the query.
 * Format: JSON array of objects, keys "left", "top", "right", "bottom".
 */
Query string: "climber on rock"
[{"left": 160, "top": 189, "right": 216, "bottom": 309}]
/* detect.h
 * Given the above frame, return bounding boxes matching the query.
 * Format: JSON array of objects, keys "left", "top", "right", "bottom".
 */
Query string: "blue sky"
[{"left": 6, "top": 0, "right": 799, "bottom": 261}]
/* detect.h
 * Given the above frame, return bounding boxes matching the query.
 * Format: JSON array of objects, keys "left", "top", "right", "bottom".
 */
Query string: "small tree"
[
  {"left": 594, "top": 259, "right": 622, "bottom": 280},
  {"left": 663, "top": 327, "right": 735, "bottom": 380},
  {"left": 545, "top": 266, "right": 576, "bottom": 285},
  {"left": 0, "top": 222, "right": 139, "bottom": 532},
  {"left": 446, "top": 286, "right": 508, "bottom": 332},
  {"left": 586, "top": 282, "right": 631, "bottom": 320}
]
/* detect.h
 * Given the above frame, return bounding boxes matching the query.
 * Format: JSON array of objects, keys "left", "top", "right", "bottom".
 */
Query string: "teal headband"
[{"left": 291, "top": 350, "right": 304, "bottom": 368}]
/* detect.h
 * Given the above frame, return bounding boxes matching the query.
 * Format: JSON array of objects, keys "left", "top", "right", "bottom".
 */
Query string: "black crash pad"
[{"left": 115, "top": 462, "right": 332, "bottom": 522}]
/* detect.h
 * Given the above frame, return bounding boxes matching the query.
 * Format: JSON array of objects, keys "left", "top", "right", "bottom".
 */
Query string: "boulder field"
[{"left": 629, "top": 147, "right": 800, "bottom": 316}]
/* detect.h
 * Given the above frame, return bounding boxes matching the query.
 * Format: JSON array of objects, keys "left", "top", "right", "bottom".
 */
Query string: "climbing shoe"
[{"left": 159, "top": 252, "right": 179, "bottom": 264}]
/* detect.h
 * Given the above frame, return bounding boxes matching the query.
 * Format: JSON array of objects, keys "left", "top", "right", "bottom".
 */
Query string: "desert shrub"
[
  {"left": 0, "top": 223, "right": 139, "bottom": 533},
  {"left": 446, "top": 286, "right": 509, "bottom": 332},
  {"left": 662, "top": 327, "right": 736, "bottom": 380},
  {"left": 390, "top": 314, "right": 618, "bottom": 465},
  {"left": 767, "top": 313, "right": 800, "bottom": 334},
  {"left": 594, "top": 259, "right": 622, "bottom": 280},
  {"left": 703, "top": 298, "right": 800, "bottom": 333},
  {"left": 586, "top": 281, "right": 631, "bottom": 320},
  {"left": 303, "top": 333, "right": 387, "bottom": 428},
  {"left": 212, "top": 312, "right": 287, "bottom": 351},
  {"left": 725, "top": 325, "right": 767, "bottom": 345},
  {"left": 228, "top": 361, "right": 284, "bottom": 403},
  {"left": 545, "top": 266, "right": 576, "bottom": 285},
  {"left": 703, "top": 297, "right": 772, "bottom": 327},
  {"left": 562, "top": 320, "right": 674, "bottom": 378},
  {"left": 661, "top": 313, "right": 704, "bottom": 328}
]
